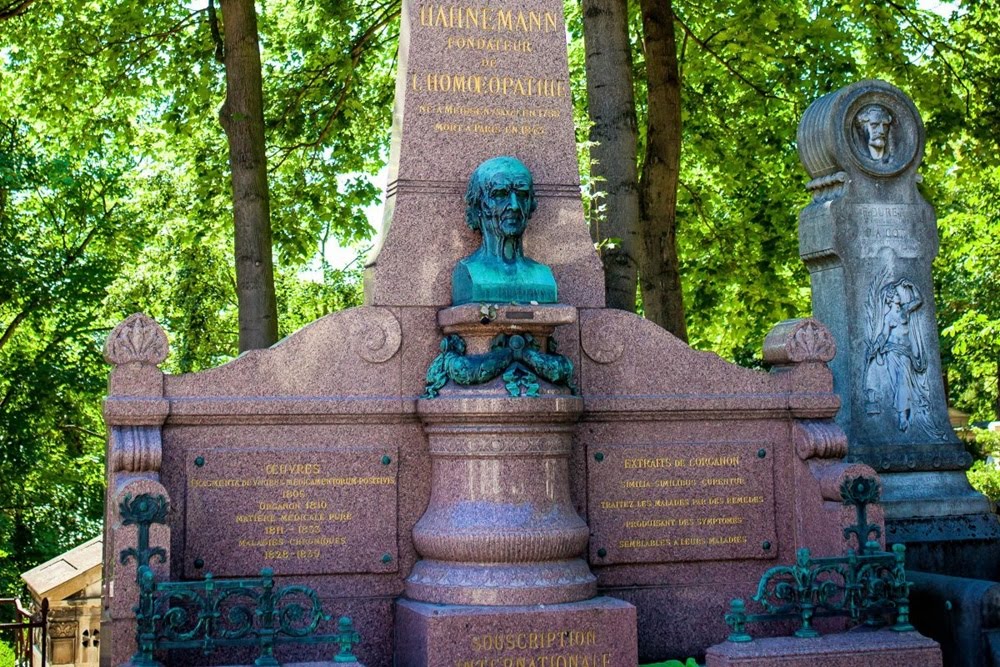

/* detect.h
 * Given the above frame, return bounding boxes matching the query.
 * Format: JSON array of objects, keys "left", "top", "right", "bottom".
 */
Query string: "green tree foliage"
[
  {"left": 0, "top": 122, "right": 140, "bottom": 590},
  {"left": 928, "top": 2, "right": 1000, "bottom": 423},
  {"left": 0, "top": 0, "right": 997, "bottom": 592},
  {"left": 0, "top": 0, "right": 384, "bottom": 587},
  {"left": 577, "top": 0, "right": 998, "bottom": 390}
]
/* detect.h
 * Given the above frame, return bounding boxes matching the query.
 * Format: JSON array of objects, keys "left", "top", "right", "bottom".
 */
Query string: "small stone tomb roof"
[{"left": 21, "top": 534, "right": 102, "bottom": 602}]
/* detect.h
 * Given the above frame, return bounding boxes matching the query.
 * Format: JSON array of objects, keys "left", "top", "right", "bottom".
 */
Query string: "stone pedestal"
[
  {"left": 407, "top": 393, "right": 594, "bottom": 605},
  {"left": 705, "top": 629, "right": 941, "bottom": 667},
  {"left": 407, "top": 306, "right": 591, "bottom": 606},
  {"left": 396, "top": 598, "right": 637, "bottom": 667},
  {"left": 400, "top": 304, "right": 635, "bottom": 664}
]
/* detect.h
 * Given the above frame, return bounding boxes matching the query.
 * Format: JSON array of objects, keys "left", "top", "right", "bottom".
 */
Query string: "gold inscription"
[
  {"left": 265, "top": 463, "right": 320, "bottom": 475},
  {"left": 458, "top": 630, "right": 609, "bottom": 667},
  {"left": 456, "top": 658, "right": 609, "bottom": 667},
  {"left": 189, "top": 475, "right": 395, "bottom": 488},
  {"left": 446, "top": 36, "right": 533, "bottom": 52},
  {"left": 419, "top": 5, "right": 560, "bottom": 33},
  {"left": 623, "top": 457, "right": 673, "bottom": 469},
  {"left": 594, "top": 445, "right": 775, "bottom": 560},
  {"left": 624, "top": 516, "right": 744, "bottom": 529},
  {"left": 618, "top": 535, "right": 748, "bottom": 549},
  {"left": 701, "top": 477, "right": 744, "bottom": 486},
  {"left": 726, "top": 496, "right": 764, "bottom": 505},
  {"left": 192, "top": 458, "right": 394, "bottom": 565},
  {"left": 471, "top": 630, "right": 596, "bottom": 651},
  {"left": 412, "top": 73, "right": 568, "bottom": 98},
  {"left": 418, "top": 104, "right": 560, "bottom": 119},
  {"left": 688, "top": 456, "right": 740, "bottom": 467}
]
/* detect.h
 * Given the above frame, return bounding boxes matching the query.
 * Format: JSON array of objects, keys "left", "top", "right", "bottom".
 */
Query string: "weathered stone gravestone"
[
  {"left": 796, "top": 80, "right": 999, "bottom": 561},
  {"left": 101, "top": 2, "right": 883, "bottom": 665}
]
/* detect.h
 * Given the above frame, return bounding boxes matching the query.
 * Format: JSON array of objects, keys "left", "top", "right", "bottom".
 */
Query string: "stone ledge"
[{"left": 705, "top": 628, "right": 941, "bottom": 667}]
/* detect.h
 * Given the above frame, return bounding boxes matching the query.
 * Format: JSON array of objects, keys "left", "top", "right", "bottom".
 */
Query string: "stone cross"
[{"left": 797, "top": 80, "right": 991, "bottom": 533}]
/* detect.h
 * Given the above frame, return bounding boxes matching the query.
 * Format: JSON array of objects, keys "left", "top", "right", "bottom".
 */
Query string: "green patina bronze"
[
  {"left": 452, "top": 156, "right": 558, "bottom": 305},
  {"left": 120, "top": 494, "right": 362, "bottom": 666},
  {"left": 724, "top": 476, "right": 914, "bottom": 642},
  {"left": 423, "top": 332, "right": 576, "bottom": 398},
  {"left": 119, "top": 493, "right": 168, "bottom": 572}
]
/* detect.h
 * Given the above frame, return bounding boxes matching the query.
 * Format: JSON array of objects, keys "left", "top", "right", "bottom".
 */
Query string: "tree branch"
[
  {"left": 73, "top": 10, "right": 204, "bottom": 58},
  {"left": 207, "top": 0, "right": 224, "bottom": 63},
  {"left": 671, "top": 11, "right": 791, "bottom": 103},
  {"left": 0, "top": 0, "right": 37, "bottom": 20},
  {"left": 269, "top": 5, "right": 400, "bottom": 169},
  {"left": 0, "top": 208, "right": 104, "bottom": 353},
  {"left": 882, "top": 0, "right": 972, "bottom": 110},
  {"left": 0, "top": 311, "right": 29, "bottom": 351}
]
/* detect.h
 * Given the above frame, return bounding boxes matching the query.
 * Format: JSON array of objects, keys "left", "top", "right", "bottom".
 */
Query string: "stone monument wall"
[
  {"left": 103, "top": 308, "right": 870, "bottom": 664},
  {"left": 101, "top": 3, "right": 883, "bottom": 664},
  {"left": 797, "top": 80, "right": 998, "bottom": 560}
]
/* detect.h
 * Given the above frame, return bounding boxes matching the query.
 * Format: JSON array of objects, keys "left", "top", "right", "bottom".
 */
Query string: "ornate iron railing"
[
  {"left": 120, "top": 494, "right": 362, "bottom": 666},
  {"left": 0, "top": 596, "right": 48, "bottom": 666},
  {"left": 724, "top": 476, "right": 915, "bottom": 641}
]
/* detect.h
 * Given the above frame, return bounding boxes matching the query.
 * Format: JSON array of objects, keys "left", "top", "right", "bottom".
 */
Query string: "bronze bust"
[{"left": 452, "top": 156, "right": 558, "bottom": 305}]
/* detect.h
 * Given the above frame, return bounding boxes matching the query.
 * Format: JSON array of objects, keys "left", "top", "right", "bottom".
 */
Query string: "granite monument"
[
  {"left": 796, "top": 79, "right": 999, "bottom": 560},
  {"left": 102, "top": 3, "right": 888, "bottom": 665}
]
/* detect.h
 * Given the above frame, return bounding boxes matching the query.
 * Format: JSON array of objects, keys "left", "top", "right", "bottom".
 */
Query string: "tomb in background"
[{"left": 797, "top": 79, "right": 1000, "bottom": 569}]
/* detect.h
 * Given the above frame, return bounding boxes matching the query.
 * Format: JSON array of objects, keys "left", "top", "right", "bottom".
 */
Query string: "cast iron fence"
[
  {"left": 724, "top": 475, "right": 915, "bottom": 641},
  {"left": 0, "top": 596, "right": 48, "bottom": 667},
  {"left": 120, "top": 493, "right": 362, "bottom": 666}
]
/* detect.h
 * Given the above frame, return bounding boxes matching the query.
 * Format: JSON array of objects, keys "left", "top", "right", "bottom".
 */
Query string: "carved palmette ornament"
[
  {"left": 47, "top": 621, "right": 78, "bottom": 639},
  {"left": 104, "top": 313, "right": 169, "bottom": 366},
  {"left": 763, "top": 318, "right": 836, "bottom": 366}
]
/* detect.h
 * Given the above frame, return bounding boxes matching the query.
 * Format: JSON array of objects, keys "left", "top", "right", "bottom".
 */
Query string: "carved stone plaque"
[
  {"left": 587, "top": 443, "right": 777, "bottom": 564},
  {"left": 184, "top": 446, "right": 398, "bottom": 577}
]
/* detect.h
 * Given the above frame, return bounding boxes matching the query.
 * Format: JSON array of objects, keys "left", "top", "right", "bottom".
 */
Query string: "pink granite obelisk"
[
  {"left": 379, "top": 1, "right": 636, "bottom": 664},
  {"left": 363, "top": 0, "right": 605, "bottom": 310}
]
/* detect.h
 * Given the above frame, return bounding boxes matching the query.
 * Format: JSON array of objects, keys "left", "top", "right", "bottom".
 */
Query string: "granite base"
[
  {"left": 121, "top": 662, "right": 354, "bottom": 667},
  {"left": 395, "top": 597, "right": 636, "bottom": 667},
  {"left": 705, "top": 628, "right": 941, "bottom": 667}
]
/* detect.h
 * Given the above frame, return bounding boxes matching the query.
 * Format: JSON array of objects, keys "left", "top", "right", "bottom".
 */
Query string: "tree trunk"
[
  {"left": 218, "top": 0, "right": 278, "bottom": 352},
  {"left": 995, "top": 352, "right": 999, "bottom": 420},
  {"left": 581, "top": 0, "right": 641, "bottom": 312},
  {"left": 637, "top": 0, "right": 686, "bottom": 341}
]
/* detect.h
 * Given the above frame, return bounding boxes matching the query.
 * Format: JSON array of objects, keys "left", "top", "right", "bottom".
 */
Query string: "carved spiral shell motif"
[
  {"left": 350, "top": 307, "right": 402, "bottom": 363},
  {"left": 104, "top": 313, "right": 169, "bottom": 366}
]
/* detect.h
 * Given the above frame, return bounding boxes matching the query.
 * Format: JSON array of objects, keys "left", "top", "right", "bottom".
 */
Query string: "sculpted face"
[
  {"left": 484, "top": 169, "right": 532, "bottom": 238},
  {"left": 856, "top": 105, "right": 893, "bottom": 160},
  {"left": 453, "top": 156, "right": 557, "bottom": 304},
  {"left": 466, "top": 156, "right": 538, "bottom": 241}
]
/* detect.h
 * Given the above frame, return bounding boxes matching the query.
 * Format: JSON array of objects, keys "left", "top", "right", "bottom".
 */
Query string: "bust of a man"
[
  {"left": 855, "top": 104, "right": 893, "bottom": 160},
  {"left": 451, "top": 156, "right": 558, "bottom": 305}
]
